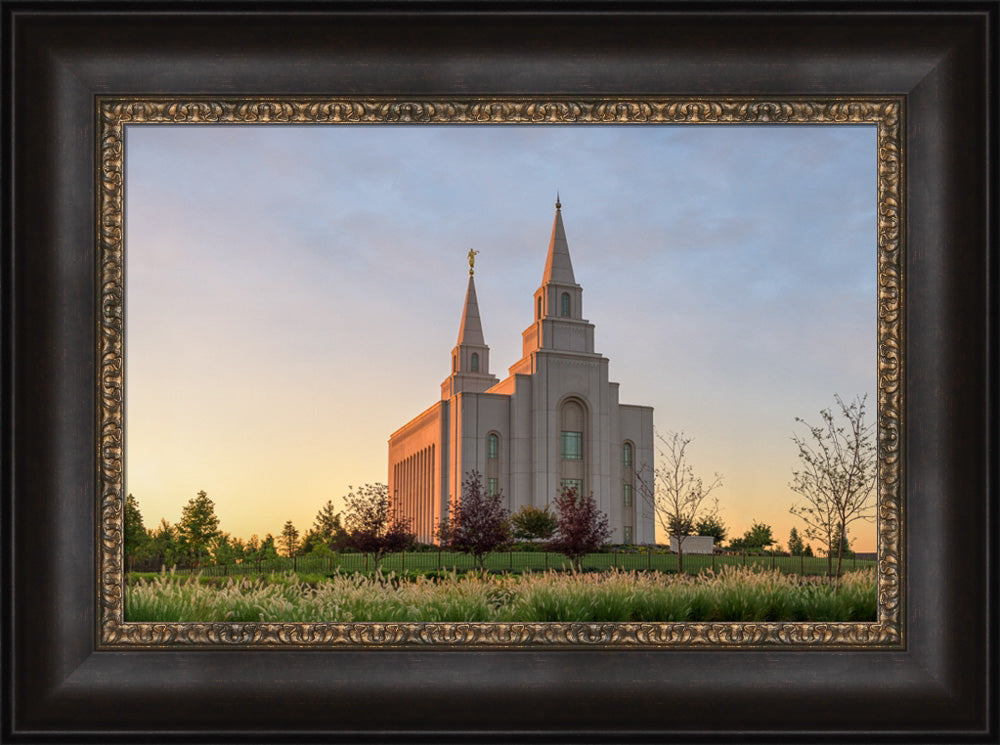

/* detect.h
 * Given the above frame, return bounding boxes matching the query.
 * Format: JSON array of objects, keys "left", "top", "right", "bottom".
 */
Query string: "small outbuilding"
[{"left": 669, "top": 535, "right": 715, "bottom": 554}]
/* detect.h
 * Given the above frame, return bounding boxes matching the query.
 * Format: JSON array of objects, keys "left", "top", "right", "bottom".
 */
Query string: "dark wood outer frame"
[{"left": 3, "top": 3, "right": 994, "bottom": 742}]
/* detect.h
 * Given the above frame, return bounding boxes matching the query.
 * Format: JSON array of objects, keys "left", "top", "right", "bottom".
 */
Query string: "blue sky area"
[{"left": 124, "top": 123, "right": 877, "bottom": 551}]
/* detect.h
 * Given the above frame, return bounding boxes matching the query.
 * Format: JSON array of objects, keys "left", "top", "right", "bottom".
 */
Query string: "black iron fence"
[{"left": 132, "top": 549, "right": 874, "bottom": 579}]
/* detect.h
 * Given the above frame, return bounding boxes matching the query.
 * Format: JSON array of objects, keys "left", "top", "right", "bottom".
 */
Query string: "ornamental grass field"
[{"left": 125, "top": 566, "right": 877, "bottom": 623}]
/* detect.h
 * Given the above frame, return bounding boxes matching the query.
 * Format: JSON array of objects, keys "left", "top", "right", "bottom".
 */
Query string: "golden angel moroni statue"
[{"left": 468, "top": 248, "right": 479, "bottom": 275}]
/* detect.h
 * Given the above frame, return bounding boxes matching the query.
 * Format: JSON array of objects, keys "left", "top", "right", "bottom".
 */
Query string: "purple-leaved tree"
[
  {"left": 548, "top": 484, "right": 611, "bottom": 571},
  {"left": 437, "top": 471, "right": 511, "bottom": 574},
  {"left": 343, "top": 482, "right": 415, "bottom": 571}
]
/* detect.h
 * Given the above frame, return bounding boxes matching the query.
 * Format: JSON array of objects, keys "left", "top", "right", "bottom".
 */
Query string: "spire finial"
[
  {"left": 467, "top": 248, "right": 479, "bottom": 275},
  {"left": 555, "top": 192, "right": 561, "bottom": 210}
]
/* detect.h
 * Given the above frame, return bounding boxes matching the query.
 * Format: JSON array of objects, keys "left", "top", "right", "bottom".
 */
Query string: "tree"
[
  {"left": 694, "top": 513, "right": 728, "bottom": 545},
  {"left": 147, "top": 518, "right": 183, "bottom": 569},
  {"left": 510, "top": 504, "right": 557, "bottom": 541},
  {"left": 280, "top": 520, "right": 300, "bottom": 558},
  {"left": 343, "top": 483, "right": 415, "bottom": 571},
  {"left": 211, "top": 532, "right": 243, "bottom": 566},
  {"left": 311, "top": 499, "right": 348, "bottom": 551},
  {"left": 828, "top": 524, "right": 854, "bottom": 560},
  {"left": 123, "top": 493, "right": 149, "bottom": 571},
  {"left": 742, "top": 521, "right": 775, "bottom": 551},
  {"left": 176, "top": 490, "right": 222, "bottom": 567},
  {"left": 437, "top": 471, "right": 512, "bottom": 573},
  {"left": 788, "top": 526, "right": 805, "bottom": 556},
  {"left": 789, "top": 394, "right": 877, "bottom": 582},
  {"left": 548, "top": 484, "right": 612, "bottom": 570},
  {"left": 257, "top": 534, "right": 280, "bottom": 563},
  {"left": 636, "top": 431, "right": 722, "bottom": 572}
]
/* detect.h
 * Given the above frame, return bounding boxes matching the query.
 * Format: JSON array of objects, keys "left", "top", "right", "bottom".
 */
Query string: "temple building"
[{"left": 387, "top": 199, "right": 655, "bottom": 544}]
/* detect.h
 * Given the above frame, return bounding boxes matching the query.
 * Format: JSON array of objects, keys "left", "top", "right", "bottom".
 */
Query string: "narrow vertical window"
[
  {"left": 487, "top": 478, "right": 499, "bottom": 496},
  {"left": 623, "top": 484, "right": 633, "bottom": 507},
  {"left": 537, "top": 296, "right": 542, "bottom": 319},
  {"left": 471, "top": 352, "right": 479, "bottom": 372},
  {"left": 487, "top": 433, "right": 499, "bottom": 459},
  {"left": 560, "top": 292, "right": 570, "bottom": 317},
  {"left": 560, "top": 431, "right": 583, "bottom": 459},
  {"left": 560, "top": 478, "right": 583, "bottom": 494},
  {"left": 623, "top": 442, "right": 633, "bottom": 468},
  {"left": 623, "top": 526, "right": 633, "bottom": 544}
]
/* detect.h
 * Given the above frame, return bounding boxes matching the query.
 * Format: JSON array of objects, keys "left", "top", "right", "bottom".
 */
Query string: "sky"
[{"left": 124, "top": 123, "right": 878, "bottom": 552}]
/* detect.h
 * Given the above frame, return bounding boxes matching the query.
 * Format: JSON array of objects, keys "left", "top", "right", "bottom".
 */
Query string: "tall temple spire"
[
  {"left": 442, "top": 252, "right": 499, "bottom": 398},
  {"left": 542, "top": 196, "right": 576, "bottom": 285},
  {"left": 457, "top": 274, "right": 485, "bottom": 346}
]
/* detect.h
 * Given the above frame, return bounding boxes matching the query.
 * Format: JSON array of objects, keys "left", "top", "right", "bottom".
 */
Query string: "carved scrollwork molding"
[{"left": 98, "top": 97, "right": 902, "bottom": 648}]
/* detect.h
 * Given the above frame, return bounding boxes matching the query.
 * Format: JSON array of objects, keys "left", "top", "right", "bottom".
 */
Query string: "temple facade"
[{"left": 387, "top": 199, "right": 655, "bottom": 544}]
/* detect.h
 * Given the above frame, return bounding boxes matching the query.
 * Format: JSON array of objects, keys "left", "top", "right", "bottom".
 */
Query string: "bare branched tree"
[
  {"left": 789, "top": 394, "right": 877, "bottom": 583},
  {"left": 636, "top": 431, "right": 722, "bottom": 572}
]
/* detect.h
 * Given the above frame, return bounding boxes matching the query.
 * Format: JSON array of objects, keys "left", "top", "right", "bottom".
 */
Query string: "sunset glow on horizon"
[{"left": 124, "top": 123, "right": 878, "bottom": 552}]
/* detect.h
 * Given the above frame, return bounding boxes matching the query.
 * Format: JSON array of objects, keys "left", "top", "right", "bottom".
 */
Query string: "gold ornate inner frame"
[{"left": 97, "top": 96, "right": 903, "bottom": 648}]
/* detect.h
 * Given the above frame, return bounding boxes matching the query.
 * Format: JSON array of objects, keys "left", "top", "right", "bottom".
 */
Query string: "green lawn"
[{"left": 153, "top": 549, "right": 874, "bottom": 579}]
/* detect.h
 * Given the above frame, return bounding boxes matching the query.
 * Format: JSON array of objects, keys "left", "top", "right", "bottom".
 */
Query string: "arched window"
[
  {"left": 560, "top": 399, "right": 585, "bottom": 460},
  {"left": 623, "top": 442, "right": 633, "bottom": 468},
  {"left": 452, "top": 354, "right": 457, "bottom": 372},
  {"left": 559, "top": 398, "right": 587, "bottom": 497},
  {"left": 471, "top": 353, "right": 479, "bottom": 372},
  {"left": 560, "top": 292, "right": 571, "bottom": 317},
  {"left": 486, "top": 432, "right": 501, "bottom": 496},
  {"left": 537, "top": 296, "right": 543, "bottom": 319}
]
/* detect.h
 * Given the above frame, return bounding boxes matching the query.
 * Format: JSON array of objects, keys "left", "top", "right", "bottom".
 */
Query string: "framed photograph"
[{"left": 5, "top": 2, "right": 994, "bottom": 741}]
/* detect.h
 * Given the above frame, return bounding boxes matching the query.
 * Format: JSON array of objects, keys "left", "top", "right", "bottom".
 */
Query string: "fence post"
[
  {"left": 743, "top": 550, "right": 747, "bottom": 567},
  {"left": 438, "top": 549, "right": 441, "bottom": 569},
  {"left": 772, "top": 551, "right": 775, "bottom": 569},
  {"left": 648, "top": 550, "right": 652, "bottom": 571},
  {"left": 510, "top": 550, "right": 513, "bottom": 569},
  {"left": 401, "top": 550, "right": 405, "bottom": 572},
  {"left": 800, "top": 554, "right": 804, "bottom": 574},
  {"left": 545, "top": 552, "right": 549, "bottom": 570},
  {"left": 712, "top": 552, "right": 715, "bottom": 571}
]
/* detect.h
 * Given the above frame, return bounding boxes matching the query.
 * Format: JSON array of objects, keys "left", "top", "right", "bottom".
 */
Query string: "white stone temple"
[{"left": 388, "top": 199, "right": 654, "bottom": 544}]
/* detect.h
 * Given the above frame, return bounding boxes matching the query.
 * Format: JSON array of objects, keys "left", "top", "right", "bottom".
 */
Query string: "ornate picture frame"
[
  {"left": 6, "top": 3, "right": 993, "bottom": 740},
  {"left": 99, "top": 96, "right": 903, "bottom": 649}
]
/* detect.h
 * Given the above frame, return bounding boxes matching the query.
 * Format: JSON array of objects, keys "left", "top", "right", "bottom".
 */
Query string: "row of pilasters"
[{"left": 392, "top": 444, "right": 435, "bottom": 543}]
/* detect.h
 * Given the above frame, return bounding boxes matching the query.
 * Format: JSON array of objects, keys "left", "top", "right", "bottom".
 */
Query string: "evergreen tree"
[
  {"left": 788, "top": 527, "right": 805, "bottom": 556},
  {"left": 123, "top": 493, "right": 149, "bottom": 570},
  {"left": 311, "top": 500, "right": 348, "bottom": 550},
  {"left": 280, "top": 520, "right": 300, "bottom": 558},
  {"left": 176, "top": 490, "right": 222, "bottom": 567}
]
